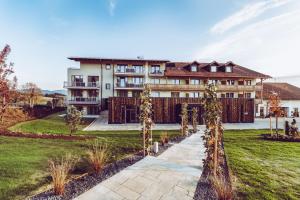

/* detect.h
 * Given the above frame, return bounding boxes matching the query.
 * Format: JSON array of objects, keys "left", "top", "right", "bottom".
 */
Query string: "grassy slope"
[
  {"left": 1, "top": 113, "right": 181, "bottom": 200},
  {"left": 224, "top": 129, "right": 300, "bottom": 200}
]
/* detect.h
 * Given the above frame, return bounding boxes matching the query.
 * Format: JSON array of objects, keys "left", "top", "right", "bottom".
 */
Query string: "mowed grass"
[
  {"left": 1, "top": 113, "right": 181, "bottom": 200},
  {"left": 224, "top": 129, "right": 300, "bottom": 200}
]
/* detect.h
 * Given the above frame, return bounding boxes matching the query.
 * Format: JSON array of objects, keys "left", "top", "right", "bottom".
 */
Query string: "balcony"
[
  {"left": 115, "top": 83, "right": 144, "bottom": 90},
  {"left": 64, "top": 82, "right": 100, "bottom": 89},
  {"left": 149, "top": 70, "right": 164, "bottom": 76},
  {"left": 149, "top": 84, "right": 205, "bottom": 91},
  {"left": 68, "top": 97, "right": 100, "bottom": 105},
  {"left": 149, "top": 84, "right": 262, "bottom": 91},
  {"left": 114, "top": 68, "right": 145, "bottom": 76}
]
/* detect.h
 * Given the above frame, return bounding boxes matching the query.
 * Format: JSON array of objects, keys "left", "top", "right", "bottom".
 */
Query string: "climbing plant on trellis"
[
  {"left": 180, "top": 102, "right": 189, "bottom": 136},
  {"left": 139, "top": 84, "right": 153, "bottom": 156},
  {"left": 192, "top": 107, "right": 198, "bottom": 133},
  {"left": 202, "top": 84, "right": 224, "bottom": 177}
]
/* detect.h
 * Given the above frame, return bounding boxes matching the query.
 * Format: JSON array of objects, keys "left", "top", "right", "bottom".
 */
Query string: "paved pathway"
[{"left": 75, "top": 131, "right": 205, "bottom": 200}]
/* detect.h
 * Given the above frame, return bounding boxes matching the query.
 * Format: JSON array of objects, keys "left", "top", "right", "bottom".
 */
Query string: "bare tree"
[
  {"left": 0, "top": 45, "right": 18, "bottom": 123},
  {"left": 21, "top": 82, "right": 42, "bottom": 108}
]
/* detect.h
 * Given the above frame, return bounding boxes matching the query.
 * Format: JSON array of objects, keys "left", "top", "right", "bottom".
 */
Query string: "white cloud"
[
  {"left": 108, "top": 0, "right": 117, "bottom": 16},
  {"left": 195, "top": 8, "right": 300, "bottom": 87},
  {"left": 211, "top": 0, "right": 291, "bottom": 34}
]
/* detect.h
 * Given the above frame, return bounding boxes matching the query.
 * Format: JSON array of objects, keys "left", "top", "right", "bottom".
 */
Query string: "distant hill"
[{"left": 42, "top": 90, "right": 67, "bottom": 96}]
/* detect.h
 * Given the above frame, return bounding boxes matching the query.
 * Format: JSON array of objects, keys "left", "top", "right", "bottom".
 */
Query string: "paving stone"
[{"left": 116, "top": 186, "right": 141, "bottom": 200}]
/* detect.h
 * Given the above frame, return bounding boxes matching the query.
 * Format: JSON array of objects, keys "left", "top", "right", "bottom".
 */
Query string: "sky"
[{"left": 1, "top": 0, "right": 300, "bottom": 90}]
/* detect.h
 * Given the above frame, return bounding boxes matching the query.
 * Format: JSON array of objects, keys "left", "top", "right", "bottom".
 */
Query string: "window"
[
  {"left": 171, "top": 79, "right": 180, "bottom": 85},
  {"left": 245, "top": 93, "right": 251, "bottom": 98},
  {"left": 238, "top": 80, "right": 244, "bottom": 85},
  {"left": 151, "top": 78, "right": 160, "bottom": 84},
  {"left": 221, "top": 94, "right": 225, "bottom": 98},
  {"left": 191, "top": 65, "right": 197, "bottom": 72},
  {"left": 226, "top": 80, "right": 235, "bottom": 85},
  {"left": 190, "top": 79, "right": 200, "bottom": 85},
  {"left": 106, "top": 64, "right": 111, "bottom": 70},
  {"left": 71, "top": 75, "right": 84, "bottom": 86},
  {"left": 117, "top": 91, "right": 128, "bottom": 97},
  {"left": 245, "top": 80, "right": 252, "bottom": 86},
  {"left": 151, "top": 92, "right": 160, "bottom": 97},
  {"left": 105, "top": 83, "right": 111, "bottom": 90},
  {"left": 88, "top": 76, "right": 99, "bottom": 87},
  {"left": 190, "top": 92, "right": 200, "bottom": 98},
  {"left": 151, "top": 65, "right": 161, "bottom": 74},
  {"left": 132, "top": 91, "right": 141, "bottom": 97},
  {"left": 225, "top": 66, "right": 232, "bottom": 72},
  {"left": 88, "top": 90, "right": 99, "bottom": 97},
  {"left": 210, "top": 66, "right": 217, "bottom": 72},
  {"left": 208, "top": 80, "right": 218, "bottom": 85},
  {"left": 71, "top": 90, "right": 82, "bottom": 97},
  {"left": 226, "top": 93, "right": 234, "bottom": 98},
  {"left": 133, "top": 65, "right": 144, "bottom": 73},
  {"left": 116, "top": 64, "right": 127, "bottom": 73},
  {"left": 132, "top": 77, "right": 144, "bottom": 85},
  {"left": 171, "top": 92, "right": 180, "bottom": 97}
]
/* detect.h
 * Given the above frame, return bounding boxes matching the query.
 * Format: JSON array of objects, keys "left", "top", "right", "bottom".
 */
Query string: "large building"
[
  {"left": 256, "top": 82, "right": 300, "bottom": 118},
  {"left": 64, "top": 57, "right": 270, "bottom": 123}
]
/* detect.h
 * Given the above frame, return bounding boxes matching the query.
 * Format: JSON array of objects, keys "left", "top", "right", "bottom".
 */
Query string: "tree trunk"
[
  {"left": 276, "top": 115, "right": 278, "bottom": 138},
  {"left": 270, "top": 117, "right": 273, "bottom": 135},
  {"left": 213, "top": 119, "right": 219, "bottom": 178},
  {"left": 143, "top": 121, "right": 145, "bottom": 157}
]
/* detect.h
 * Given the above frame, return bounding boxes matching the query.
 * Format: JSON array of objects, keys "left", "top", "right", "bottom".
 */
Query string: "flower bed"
[
  {"left": 0, "top": 129, "right": 95, "bottom": 140},
  {"left": 194, "top": 141, "right": 232, "bottom": 200},
  {"left": 262, "top": 134, "right": 300, "bottom": 142},
  {"left": 30, "top": 152, "right": 144, "bottom": 200}
]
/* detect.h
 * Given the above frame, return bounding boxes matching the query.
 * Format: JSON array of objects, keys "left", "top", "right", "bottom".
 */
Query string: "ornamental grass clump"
[
  {"left": 48, "top": 154, "right": 77, "bottom": 195},
  {"left": 87, "top": 140, "right": 108, "bottom": 173},
  {"left": 212, "top": 177, "right": 233, "bottom": 200},
  {"left": 160, "top": 132, "right": 169, "bottom": 146}
]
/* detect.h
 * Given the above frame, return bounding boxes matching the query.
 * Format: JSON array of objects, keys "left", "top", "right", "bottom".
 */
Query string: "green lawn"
[
  {"left": 1, "top": 113, "right": 181, "bottom": 200},
  {"left": 224, "top": 129, "right": 300, "bottom": 200}
]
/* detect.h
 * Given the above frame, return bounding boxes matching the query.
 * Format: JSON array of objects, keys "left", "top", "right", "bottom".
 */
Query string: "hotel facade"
[{"left": 64, "top": 57, "right": 270, "bottom": 124}]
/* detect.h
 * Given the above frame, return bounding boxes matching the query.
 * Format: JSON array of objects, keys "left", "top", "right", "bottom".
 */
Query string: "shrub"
[
  {"left": 160, "top": 132, "right": 169, "bottom": 146},
  {"left": 65, "top": 106, "right": 82, "bottom": 136},
  {"left": 87, "top": 141, "right": 108, "bottom": 173},
  {"left": 48, "top": 154, "right": 77, "bottom": 195}
]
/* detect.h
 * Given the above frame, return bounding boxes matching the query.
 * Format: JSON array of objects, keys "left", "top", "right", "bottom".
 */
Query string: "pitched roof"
[
  {"left": 256, "top": 82, "right": 300, "bottom": 100},
  {"left": 68, "top": 57, "right": 169, "bottom": 63},
  {"left": 165, "top": 61, "right": 271, "bottom": 79}
]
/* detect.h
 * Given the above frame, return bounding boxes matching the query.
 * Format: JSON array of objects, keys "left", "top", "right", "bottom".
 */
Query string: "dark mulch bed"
[
  {"left": 152, "top": 134, "right": 187, "bottom": 157},
  {"left": 0, "top": 130, "right": 95, "bottom": 140},
  {"left": 30, "top": 152, "right": 144, "bottom": 200},
  {"left": 194, "top": 140, "right": 232, "bottom": 200},
  {"left": 261, "top": 133, "right": 300, "bottom": 142},
  {"left": 29, "top": 132, "right": 189, "bottom": 200}
]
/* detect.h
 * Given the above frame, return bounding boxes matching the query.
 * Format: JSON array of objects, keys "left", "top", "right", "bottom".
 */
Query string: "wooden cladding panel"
[{"left": 108, "top": 97, "right": 254, "bottom": 124}]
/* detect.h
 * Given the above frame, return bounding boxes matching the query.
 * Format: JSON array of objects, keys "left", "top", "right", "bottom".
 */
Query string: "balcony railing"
[
  {"left": 114, "top": 68, "right": 145, "bottom": 75},
  {"left": 64, "top": 82, "right": 100, "bottom": 88},
  {"left": 68, "top": 97, "right": 100, "bottom": 104},
  {"left": 115, "top": 83, "right": 144, "bottom": 89},
  {"left": 149, "top": 84, "right": 262, "bottom": 91},
  {"left": 149, "top": 70, "right": 164, "bottom": 76}
]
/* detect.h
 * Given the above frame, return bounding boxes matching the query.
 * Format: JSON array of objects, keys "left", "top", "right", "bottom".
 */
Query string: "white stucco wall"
[{"left": 256, "top": 100, "right": 300, "bottom": 117}]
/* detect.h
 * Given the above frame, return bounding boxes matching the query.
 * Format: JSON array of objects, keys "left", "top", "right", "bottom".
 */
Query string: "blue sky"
[{"left": 1, "top": 0, "right": 300, "bottom": 89}]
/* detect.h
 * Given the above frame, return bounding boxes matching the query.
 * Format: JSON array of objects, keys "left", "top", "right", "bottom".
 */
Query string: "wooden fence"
[{"left": 108, "top": 97, "right": 254, "bottom": 124}]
